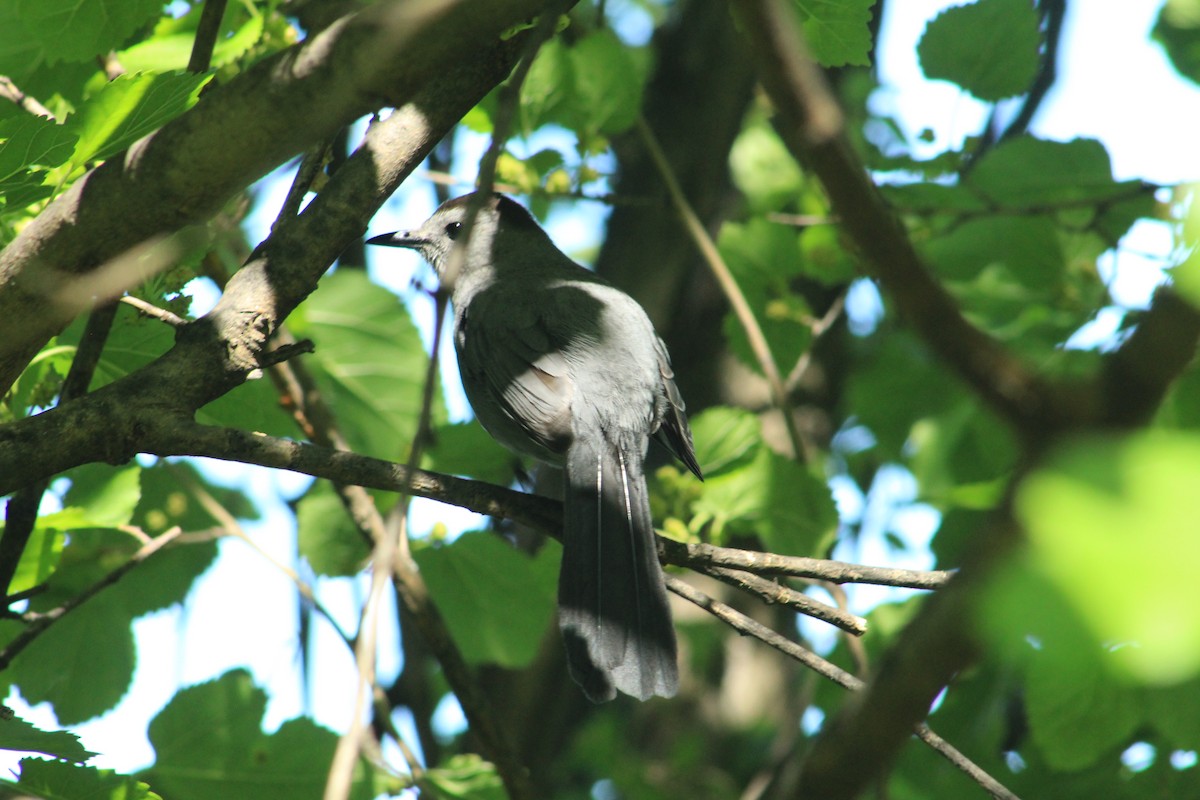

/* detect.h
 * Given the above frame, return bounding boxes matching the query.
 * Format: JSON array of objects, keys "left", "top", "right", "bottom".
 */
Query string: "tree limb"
[{"left": 0, "top": 0, "right": 545, "bottom": 396}]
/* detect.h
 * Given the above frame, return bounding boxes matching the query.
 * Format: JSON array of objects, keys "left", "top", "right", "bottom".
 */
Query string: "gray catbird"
[{"left": 368, "top": 192, "right": 702, "bottom": 702}]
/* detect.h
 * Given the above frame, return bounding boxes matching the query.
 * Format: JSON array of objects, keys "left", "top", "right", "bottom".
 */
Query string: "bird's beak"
[{"left": 366, "top": 230, "right": 425, "bottom": 248}]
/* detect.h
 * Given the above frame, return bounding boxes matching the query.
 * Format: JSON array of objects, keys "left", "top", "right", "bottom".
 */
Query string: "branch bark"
[{"left": 0, "top": 23, "right": 528, "bottom": 490}]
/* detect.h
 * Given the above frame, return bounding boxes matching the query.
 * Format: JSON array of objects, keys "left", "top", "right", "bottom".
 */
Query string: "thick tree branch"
[
  {"left": 0, "top": 0, "right": 545, "bottom": 396},
  {"left": 0, "top": 32, "right": 525, "bottom": 490}
]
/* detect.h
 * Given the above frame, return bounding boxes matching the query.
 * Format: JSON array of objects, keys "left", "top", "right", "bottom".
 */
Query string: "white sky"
[{"left": 5, "top": 0, "right": 1200, "bottom": 780}]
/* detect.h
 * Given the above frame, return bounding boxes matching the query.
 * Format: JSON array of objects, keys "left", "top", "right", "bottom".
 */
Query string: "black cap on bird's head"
[{"left": 366, "top": 192, "right": 549, "bottom": 276}]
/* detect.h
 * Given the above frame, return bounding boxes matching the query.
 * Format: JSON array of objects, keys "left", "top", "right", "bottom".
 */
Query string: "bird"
[{"left": 367, "top": 192, "right": 702, "bottom": 702}]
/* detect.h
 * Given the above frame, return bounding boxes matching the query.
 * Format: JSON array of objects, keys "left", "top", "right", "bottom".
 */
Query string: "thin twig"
[
  {"left": 637, "top": 116, "right": 807, "bottom": 462},
  {"left": 666, "top": 575, "right": 1020, "bottom": 800},
  {"left": 187, "top": 0, "right": 229, "bottom": 74},
  {"left": 785, "top": 291, "right": 845, "bottom": 393},
  {"left": 666, "top": 574, "right": 858, "bottom": 688},
  {"left": 661, "top": 538, "right": 953, "bottom": 590},
  {"left": 0, "top": 76, "right": 55, "bottom": 119},
  {"left": 915, "top": 725, "right": 1021, "bottom": 800},
  {"left": 704, "top": 565, "right": 866, "bottom": 635},
  {"left": 120, "top": 295, "right": 187, "bottom": 327}
]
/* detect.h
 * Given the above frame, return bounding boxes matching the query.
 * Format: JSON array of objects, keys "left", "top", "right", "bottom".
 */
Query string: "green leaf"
[
  {"left": 13, "top": 590, "right": 136, "bottom": 725},
  {"left": 8, "top": 526, "right": 216, "bottom": 724},
  {"left": 693, "top": 447, "right": 836, "bottom": 554},
  {"left": 686, "top": 406, "right": 761, "bottom": 476},
  {"left": 0, "top": 115, "right": 77, "bottom": 182},
  {"left": 288, "top": 270, "right": 438, "bottom": 460},
  {"left": 967, "top": 136, "right": 1129, "bottom": 208},
  {"left": 426, "top": 754, "right": 505, "bottom": 800},
  {"left": 847, "top": 334, "right": 962, "bottom": 456},
  {"left": 133, "top": 460, "right": 261, "bottom": 536},
  {"left": 120, "top": 10, "right": 265, "bottom": 73},
  {"left": 1025, "top": 640, "right": 1143, "bottom": 771},
  {"left": 11, "top": 0, "right": 164, "bottom": 66},
  {"left": 69, "top": 71, "right": 211, "bottom": 166},
  {"left": 520, "top": 38, "right": 573, "bottom": 134},
  {"left": 923, "top": 216, "right": 1064, "bottom": 290},
  {"left": 63, "top": 463, "right": 142, "bottom": 528},
  {"left": 1015, "top": 432, "right": 1200, "bottom": 683},
  {"left": 296, "top": 482, "right": 369, "bottom": 577},
  {"left": 729, "top": 120, "right": 805, "bottom": 212},
  {"left": 917, "top": 0, "right": 1040, "bottom": 101},
  {"left": 795, "top": 0, "right": 876, "bottom": 68},
  {"left": 414, "top": 532, "right": 558, "bottom": 667},
  {"left": 0, "top": 715, "right": 97, "bottom": 762},
  {"left": 717, "top": 218, "right": 813, "bottom": 376},
  {"left": 142, "top": 670, "right": 392, "bottom": 800},
  {"left": 13, "top": 758, "right": 161, "bottom": 800},
  {"left": 519, "top": 31, "right": 648, "bottom": 137},
  {"left": 568, "top": 29, "right": 646, "bottom": 136},
  {"left": 424, "top": 420, "right": 519, "bottom": 486},
  {"left": 1153, "top": 0, "right": 1200, "bottom": 86}
]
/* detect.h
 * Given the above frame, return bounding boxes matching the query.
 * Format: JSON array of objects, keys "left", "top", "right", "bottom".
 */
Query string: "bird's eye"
[{"left": 445, "top": 221, "right": 463, "bottom": 240}]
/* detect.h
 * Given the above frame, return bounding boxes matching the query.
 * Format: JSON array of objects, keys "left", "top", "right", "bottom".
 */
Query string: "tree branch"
[
  {"left": 0, "top": 31, "right": 526, "bottom": 491},
  {"left": 0, "top": 0, "right": 545, "bottom": 396},
  {"left": 660, "top": 538, "right": 953, "bottom": 589}
]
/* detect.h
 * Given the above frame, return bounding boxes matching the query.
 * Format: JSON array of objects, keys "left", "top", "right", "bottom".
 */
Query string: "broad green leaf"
[
  {"left": 9, "top": 527, "right": 216, "bottom": 723},
  {"left": 1016, "top": 432, "right": 1200, "bottom": 683},
  {"left": 923, "top": 216, "right": 1064, "bottom": 290},
  {"left": 967, "top": 136, "right": 1129, "bottom": 208},
  {"left": 693, "top": 447, "right": 836, "bottom": 554},
  {"left": 132, "top": 460, "right": 262, "bottom": 537},
  {"left": 0, "top": 115, "right": 77, "bottom": 182},
  {"left": 288, "top": 270, "right": 439, "bottom": 460},
  {"left": 1025, "top": 640, "right": 1143, "bottom": 771},
  {"left": 519, "top": 31, "right": 648, "bottom": 137},
  {"left": 120, "top": 12, "right": 265, "bottom": 73},
  {"left": 1154, "top": 0, "right": 1200, "bottom": 86},
  {"left": 424, "top": 420, "right": 520, "bottom": 486},
  {"left": 568, "top": 29, "right": 646, "bottom": 136},
  {"left": 13, "top": 758, "right": 161, "bottom": 800},
  {"left": 795, "top": 0, "right": 876, "bottom": 68},
  {"left": 717, "top": 218, "right": 812, "bottom": 375},
  {"left": 846, "top": 334, "right": 962, "bottom": 456},
  {"left": 142, "top": 670, "right": 392, "bottom": 800},
  {"left": 69, "top": 71, "right": 211, "bottom": 166},
  {"left": 296, "top": 482, "right": 369, "bottom": 577},
  {"left": 879, "top": 182, "right": 990, "bottom": 214},
  {"left": 0, "top": 715, "right": 97, "bottom": 762},
  {"left": 520, "top": 38, "right": 573, "bottom": 133},
  {"left": 415, "top": 532, "right": 558, "bottom": 667},
  {"left": 686, "top": 406, "right": 761, "bottom": 476},
  {"left": 907, "top": 402, "right": 1015, "bottom": 508},
  {"left": 13, "top": 0, "right": 164, "bottom": 66},
  {"left": 917, "top": 0, "right": 1039, "bottom": 101},
  {"left": 729, "top": 121, "right": 805, "bottom": 212},
  {"left": 63, "top": 463, "right": 142, "bottom": 528},
  {"left": 13, "top": 590, "right": 136, "bottom": 725},
  {"left": 426, "top": 754, "right": 505, "bottom": 800}
]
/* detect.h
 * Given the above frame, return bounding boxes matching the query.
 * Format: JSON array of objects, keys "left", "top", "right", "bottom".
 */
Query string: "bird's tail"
[{"left": 559, "top": 438, "right": 679, "bottom": 702}]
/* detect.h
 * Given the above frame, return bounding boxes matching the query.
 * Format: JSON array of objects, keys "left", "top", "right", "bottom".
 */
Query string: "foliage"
[{"left": 0, "top": 0, "right": 1198, "bottom": 799}]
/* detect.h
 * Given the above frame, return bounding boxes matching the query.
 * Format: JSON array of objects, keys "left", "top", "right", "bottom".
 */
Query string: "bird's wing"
[
  {"left": 651, "top": 337, "right": 703, "bottom": 479},
  {"left": 457, "top": 295, "right": 575, "bottom": 458}
]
